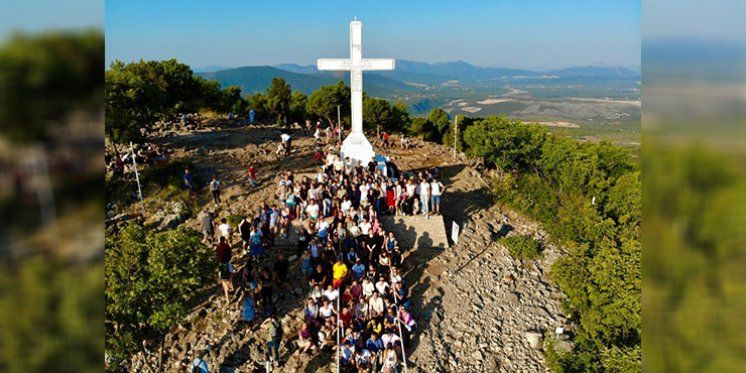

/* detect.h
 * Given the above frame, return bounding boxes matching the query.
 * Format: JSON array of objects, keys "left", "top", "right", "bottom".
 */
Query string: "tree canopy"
[
  {"left": 0, "top": 30, "right": 104, "bottom": 142},
  {"left": 306, "top": 81, "right": 351, "bottom": 128},
  {"left": 463, "top": 115, "right": 641, "bottom": 371},
  {"left": 266, "top": 77, "right": 292, "bottom": 125},
  {"left": 105, "top": 224, "right": 215, "bottom": 358}
]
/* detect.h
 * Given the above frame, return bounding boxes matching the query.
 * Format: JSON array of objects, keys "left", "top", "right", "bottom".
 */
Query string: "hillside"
[
  {"left": 196, "top": 60, "right": 641, "bottom": 145},
  {"left": 198, "top": 66, "right": 415, "bottom": 97},
  {"left": 111, "top": 120, "right": 569, "bottom": 372}
]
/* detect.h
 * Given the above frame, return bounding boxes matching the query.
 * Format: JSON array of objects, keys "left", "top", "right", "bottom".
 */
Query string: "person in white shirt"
[
  {"left": 280, "top": 133, "right": 291, "bottom": 155},
  {"left": 368, "top": 292, "right": 385, "bottom": 318},
  {"left": 334, "top": 157, "right": 345, "bottom": 173},
  {"left": 306, "top": 200, "right": 320, "bottom": 220},
  {"left": 431, "top": 178, "right": 445, "bottom": 215},
  {"left": 375, "top": 278, "right": 389, "bottom": 295},
  {"left": 217, "top": 218, "right": 232, "bottom": 241},
  {"left": 341, "top": 197, "right": 352, "bottom": 214},
  {"left": 323, "top": 285, "right": 339, "bottom": 302},
  {"left": 362, "top": 278, "right": 375, "bottom": 297},
  {"left": 359, "top": 183, "right": 370, "bottom": 204},
  {"left": 405, "top": 179, "right": 417, "bottom": 215},
  {"left": 313, "top": 126, "right": 322, "bottom": 142},
  {"left": 359, "top": 220, "right": 372, "bottom": 235},
  {"left": 419, "top": 179, "right": 431, "bottom": 217}
]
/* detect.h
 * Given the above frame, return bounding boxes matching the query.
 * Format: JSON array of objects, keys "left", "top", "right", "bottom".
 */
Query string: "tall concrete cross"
[{"left": 317, "top": 20, "right": 395, "bottom": 163}]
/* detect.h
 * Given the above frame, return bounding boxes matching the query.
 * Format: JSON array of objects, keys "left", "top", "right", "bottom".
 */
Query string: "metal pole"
[
  {"left": 453, "top": 115, "right": 458, "bottom": 158},
  {"left": 393, "top": 291, "right": 409, "bottom": 373},
  {"left": 337, "top": 290, "right": 341, "bottom": 373},
  {"left": 337, "top": 105, "right": 342, "bottom": 143},
  {"left": 130, "top": 142, "right": 143, "bottom": 201}
]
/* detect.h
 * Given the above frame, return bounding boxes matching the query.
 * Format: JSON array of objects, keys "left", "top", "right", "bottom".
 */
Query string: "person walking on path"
[
  {"left": 209, "top": 175, "right": 222, "bottom": 205},
  {"left": 261, "top": 315, "right": 282, "bottom": 367},
  {"left": 184, "top": 168, "right": 195, "bottom": 196},
  {"left": 199, "top": 209, "right": 215, "bottom": 243},
  {"left": 215, "top": 236, "right": 234, "bottom": 303}
]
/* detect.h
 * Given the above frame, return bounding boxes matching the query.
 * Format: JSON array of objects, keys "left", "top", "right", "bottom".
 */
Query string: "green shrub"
[
  {"left": 105, "top": 223, "right": 215, "bottom": 358},
  {"left": 464, "top": 115, "right": 641, "bottom": 371},
  {"left": 500, "top": 235, "right": 542, "bottom": 259},
  {"left": 226, "top": 214, "right": 243, "bottom": 227}
]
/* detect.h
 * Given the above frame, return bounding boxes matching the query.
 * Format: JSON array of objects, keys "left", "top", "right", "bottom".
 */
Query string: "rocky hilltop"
[{"left": 112, "top": 119, "right": 569, "bottom": 372}]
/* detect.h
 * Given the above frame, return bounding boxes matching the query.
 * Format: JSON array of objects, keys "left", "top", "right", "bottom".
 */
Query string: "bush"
[
  {"left": 105, "top": 224, "right": 215, "bottom": 358},
  {"left": 463, "top": 114, "right": 641, "bottom": 371},
  {"left": 0, "top": 258, "right": 103, "bottom": 371},
  {"left": 226, "top": 214, "right": 243, "bottom": 227},
  {"left": 500, "top": 235, "right": 543, "bottom": 259}
]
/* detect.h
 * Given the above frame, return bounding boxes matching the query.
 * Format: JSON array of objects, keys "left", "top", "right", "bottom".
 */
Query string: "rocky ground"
[{"left": 112, "top": 118, "right": 569, "bottom": 372}]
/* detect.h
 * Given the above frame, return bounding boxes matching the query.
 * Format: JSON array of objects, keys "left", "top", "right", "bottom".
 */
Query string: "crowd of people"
[
  {"left": 106, "top": 143, "right": 170, "bottom": 178},
  {"left": 194, "top": 125, "right": 445, "bottom": 371}
]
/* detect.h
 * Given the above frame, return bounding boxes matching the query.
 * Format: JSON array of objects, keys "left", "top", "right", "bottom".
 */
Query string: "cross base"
[{"left": 340, "top": 132, "right": 376, "bottom": 165}]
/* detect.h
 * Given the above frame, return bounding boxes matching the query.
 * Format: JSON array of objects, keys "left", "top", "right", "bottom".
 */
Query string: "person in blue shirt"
[
  {"left": 345, "top": 246, "right": 358, "bottom": 264},
  {"left": 352, "top": 258, "right": 366, "bottom": 280},
  {"left": 366, "top": 332, "right": 383, "bottom": 354},
  {"left": 191, "top": 357, "right": 209, "bottom": 373},
  {"left": 250, "top": 226, "right": 264, "bottom": 257},
  {"left": 340, "top": 341, "right": 355, "bottom": 365},
  {"left": 184, "top": 169, "right": 194, "bottom": 193},
  {"left": 241, "top": 292, "right": 256, "bottom": 325}
]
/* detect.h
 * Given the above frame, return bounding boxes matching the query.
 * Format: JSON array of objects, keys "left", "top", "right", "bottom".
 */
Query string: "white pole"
[
  {"left": 337, "top": 105, "right": 342, "bottom": 143},
  {"left": 453, "top": 115, "right": 458, "bottom": 158},
  {"left": 393, "top": 291, "right": 409, "bottom": 373},
  {"left": 130, "top": 142, "right": 143, "bottom": 201},
  {"left": 337, "top": 290, "right": 341, "bottom": 373}
]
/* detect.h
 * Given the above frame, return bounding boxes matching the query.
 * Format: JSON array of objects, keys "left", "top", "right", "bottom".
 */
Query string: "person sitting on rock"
[{"left": 297, "top": 322, "right": 316, "bottom": 354}]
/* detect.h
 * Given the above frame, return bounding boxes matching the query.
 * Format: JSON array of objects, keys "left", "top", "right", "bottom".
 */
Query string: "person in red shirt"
[
  {"left": 215, "top": 237, "right": 234, "bottom": 302},
  {"left": 246, "top": 164, "right": 258, "bottom": 188},
  {"left": 313, "top": 147, "right": 325, "bottom": 164},
  {"left": 339, "top": 306, "right": 352, "bottom": 328}
]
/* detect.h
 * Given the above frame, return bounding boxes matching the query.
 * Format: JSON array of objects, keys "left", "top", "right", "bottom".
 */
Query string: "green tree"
[
  {"left": 463, "top": 115, "right": 547, "bottom": 172},
  {"left": 221, "top": 86, "right": 247, "bottom": 115},
  {"left": 288, "top": 91, "right": 308, "bottom": 124},
  {"left": 265, "top": 77, "right": 292, "bottom": 125},
  {"left": 408, "top": 117, "right": 438, "bottom": 141},
  {"left": 463, "top": 114, "right": 642, "bottom": 371},
  {"left": 306, "top": 81, "right": 350, "bottom": 127},
  {"left": 427, "top": 108, "right": 451, "bottom": 141},
  {"left": 0, "top": 258, "right": 103, "bottom": 371},
  {"left": 363, "top": 96, "right": 393, "bottom": 132},
  {"left": 390, "top": 101, "right": 411, "bottom": 133},
  {"left": 105, "top": 60, "right": 165, "bottom": 152},
  {"left": 105, "top": 224, "right": 215, "bottom": 358},
  {"left": 0, "top": 30, "right": 104, "bottom": 142},
  {"left": 246, "top": 92, "right": 268, "bottom": 122}
]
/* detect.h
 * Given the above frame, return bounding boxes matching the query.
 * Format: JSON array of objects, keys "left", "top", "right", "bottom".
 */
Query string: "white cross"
[{"left": 317, "top": 20, "right": 395, "bottom": 137}]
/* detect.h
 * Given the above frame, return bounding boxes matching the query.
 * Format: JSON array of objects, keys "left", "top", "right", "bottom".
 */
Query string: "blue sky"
[
  {"left": 1, "top": 0, "right": 103, "bottom": 38},
  {"left": 106, "top": 0, "right": 640, "bottom": 70}
]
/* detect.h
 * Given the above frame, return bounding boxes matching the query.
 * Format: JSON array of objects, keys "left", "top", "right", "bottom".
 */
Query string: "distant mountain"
[
  {"left": 199, "top": 66, "right": 337, "bottom": 94},
  {"left": 199, "top": 66, "right": 415, "bottom": 96},
  {"left": 193, "top": 65, "right": 235, "bottom": 73},
  {"left": 549, "top": 66, "right": 640, "bottom": 78},
  {"left": 271, "top": 60, "right": 639, "bottom": 85},
  {"left": 198, "top": 61, "right": 641, "bottom": 101},
  {"left": 274, "top": 63, "right": 323, "bottom": 75}
]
